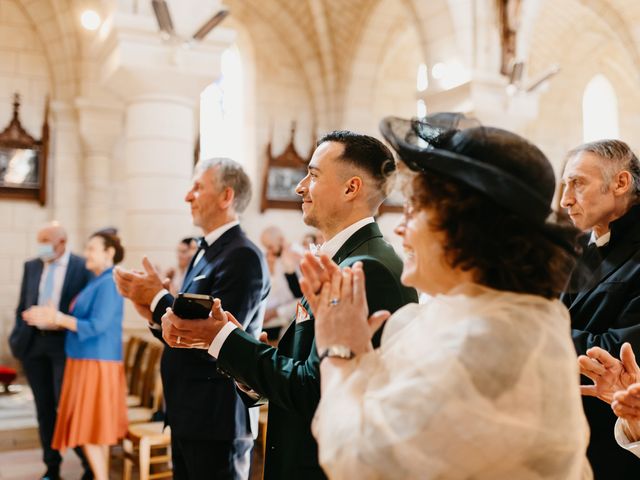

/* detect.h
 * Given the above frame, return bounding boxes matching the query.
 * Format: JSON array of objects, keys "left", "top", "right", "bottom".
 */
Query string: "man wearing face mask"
[{"left": 9, "top": 222, "right": 93, "bottom": 480}]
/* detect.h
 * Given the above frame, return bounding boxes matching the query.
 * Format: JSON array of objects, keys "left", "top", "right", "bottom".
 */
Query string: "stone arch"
[
  {"left": 521, "top": 0, "right": 640, "bottom": 173},
  {"left": 18, "top": 0, "right": 79, "bottom": 100}
]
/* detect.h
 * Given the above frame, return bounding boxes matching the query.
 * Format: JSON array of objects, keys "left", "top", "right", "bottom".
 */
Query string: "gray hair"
[
  {"left": 567, "top": 139, "right": 640, "bottom": 198},
  {"left": 195, "top": 157, "right": 252, "bottom": 213}
]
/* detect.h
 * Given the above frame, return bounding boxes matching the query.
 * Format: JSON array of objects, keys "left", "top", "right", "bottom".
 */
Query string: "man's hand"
[
  {"left": 613, "top": 383, "right": 640, "bottom": 442},
  {"left": 113, "top": 256, "right": 164, "bottom": 306},
  {"left": 300, "top": 261, "right": 389, "bottom": 356},
  {"left": 132, "top": 302, "right": 153, "bottom": 322},
  {"left": 161, "top": 298, "right": 242, "bottom": 349},
  {"left": 579, "top": 342, "right": 640, "bottom": 404},
  {"left": 299, "top": 252, "right": 341, "bottom": 301},
  {"left": 23, "top": 305, "right": 58, "bottom": 330}
]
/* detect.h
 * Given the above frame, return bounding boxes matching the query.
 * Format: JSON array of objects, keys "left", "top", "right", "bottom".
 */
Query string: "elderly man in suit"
[
  {"left": 162, "top": 131, "right": 418, "bottom": 479},
  {"left": 114, "top": 158, "right": 270, "bottom": 480},
  {"left": 10, "top": 222, "right": 93, "bottom": 480},
  {"left": 561, "top": 139, "right": 640, "bottom": 478}
]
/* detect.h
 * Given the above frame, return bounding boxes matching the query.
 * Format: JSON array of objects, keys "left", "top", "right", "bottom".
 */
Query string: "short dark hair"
[
  {"left": 180, "top": 237, "right": 195, "bottom": 246},
  {"left": 318, "top": 130, "right": 396, "bottom": 206},
  {"left": 405, "top": 171, "right": 578, "bottom": 299},
  {"left": 91, "top": 231, "right": 125, "bottom": 265}
]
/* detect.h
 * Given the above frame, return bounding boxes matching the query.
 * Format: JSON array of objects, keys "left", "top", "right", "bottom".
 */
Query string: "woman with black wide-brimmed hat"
[{"left": 300, "top": 114, "right": 592, "bottom": 479}]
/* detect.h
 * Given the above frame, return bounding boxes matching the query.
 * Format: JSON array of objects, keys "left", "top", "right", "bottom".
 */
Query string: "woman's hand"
[
  {"left": 300, "top": 257, "right": 389, "bottom": 356},
  {"left": 23, "top": 305, "right": 58, "bottom": 330}
]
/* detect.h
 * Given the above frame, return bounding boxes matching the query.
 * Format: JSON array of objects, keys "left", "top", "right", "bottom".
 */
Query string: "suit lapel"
[
  {"left": 279, "top": 223, "right": 383, "bottom": 355},
  {"left": 182, "top": 225, "right": 242, "bottom": 291},
  {"left": 332, "top": 222, "right": 383, "bottom": 264},
  {"left": 30, "top": 260, "right": 44, "bottom": 305},
  {"left": 570, "top": 227, "right": 640, "bottom": 309},
  {"left": 60, "top": 255, "right": 78, "bottom": 302}
]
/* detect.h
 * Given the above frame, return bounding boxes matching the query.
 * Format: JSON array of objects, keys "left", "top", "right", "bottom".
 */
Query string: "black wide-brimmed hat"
[
  {"left": 379, "top": 113, "right": 556, "bottom": 225},
  {"left": 380, "top": 113, "right": 575, "bottom": 252}
]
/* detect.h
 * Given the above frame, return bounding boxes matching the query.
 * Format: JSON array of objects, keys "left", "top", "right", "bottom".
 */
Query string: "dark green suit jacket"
[{"left": 217, "top": 223, "right": 418, "bottom": 479}]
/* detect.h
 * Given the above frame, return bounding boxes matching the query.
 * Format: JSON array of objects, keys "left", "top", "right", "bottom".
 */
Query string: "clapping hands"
[{"left": 298, "top": 252, "right": 389, "bottom": 356}]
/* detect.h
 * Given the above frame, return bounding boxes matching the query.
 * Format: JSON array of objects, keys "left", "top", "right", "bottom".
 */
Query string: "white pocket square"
[{"left": 193, "top": 274, "right": 206, "bottom": 281}]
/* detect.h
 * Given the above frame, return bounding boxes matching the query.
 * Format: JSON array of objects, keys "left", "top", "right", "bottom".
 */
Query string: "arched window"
[
  {"left": 200, "top": 45, "right": 244, "bottom": 162},
  {"left": 582, "top": 74, "right": 619, "bottom": 142}
]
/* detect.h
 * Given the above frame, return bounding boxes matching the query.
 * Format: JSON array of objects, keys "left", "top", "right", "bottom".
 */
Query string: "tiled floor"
[
  {"left": 0, "top": 384, "right": 265, "bottom": 479},
  {"left": 0, "top": 448, "right": 87, "bottom": 480}
]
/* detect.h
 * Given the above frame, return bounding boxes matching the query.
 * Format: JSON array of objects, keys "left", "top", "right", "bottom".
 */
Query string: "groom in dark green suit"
[{"left": 162, "top": 131, "right": 418, "bottom": 479}]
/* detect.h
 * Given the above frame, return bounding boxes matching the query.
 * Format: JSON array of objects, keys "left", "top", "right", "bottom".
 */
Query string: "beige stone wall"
[
  {"left": 3, "top": 0, "right": 640, "bottom": 362},
  {"left": 0, "top": 0, "right": 58, "bottom": 365}
]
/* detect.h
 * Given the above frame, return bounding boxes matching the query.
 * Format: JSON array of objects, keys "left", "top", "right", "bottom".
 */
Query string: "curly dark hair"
[
  {"left": 91, "top": 231, "right": 125, "bottom": 265},
  {"left": 406, "top": 171, "right": 579, "bottom": 299}
]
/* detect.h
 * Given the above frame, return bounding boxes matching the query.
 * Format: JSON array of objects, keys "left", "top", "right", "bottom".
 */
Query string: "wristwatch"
[{"left": 318, "top": 345, "right": 355, "bottom": 362}]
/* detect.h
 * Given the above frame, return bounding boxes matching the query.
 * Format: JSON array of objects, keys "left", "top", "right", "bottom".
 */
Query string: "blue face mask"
[{"left": 37, "top": 243, "right": 56, "bottom": 261}]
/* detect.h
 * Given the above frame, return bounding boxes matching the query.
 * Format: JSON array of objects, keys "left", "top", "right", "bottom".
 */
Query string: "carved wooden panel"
[
  {"left": 261, "top": 123, "right": 313, "bottom": 212},
  {"left": 0, "top": 93, "right": 49, "bottom": 205}
]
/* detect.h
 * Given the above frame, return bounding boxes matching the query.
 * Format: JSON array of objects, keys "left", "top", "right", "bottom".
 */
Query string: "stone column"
[
  {"left": 50, "top": 100, "right": 83, "bottom": 249},
  {"left": 98, "top": 8, "right": 234, "bottom": 330},
  {"left": 121, "top": 94, "right": 195, "bottom": 270},
  {"left": 75, "top": 98, "right": 124, "bottom": 241}
]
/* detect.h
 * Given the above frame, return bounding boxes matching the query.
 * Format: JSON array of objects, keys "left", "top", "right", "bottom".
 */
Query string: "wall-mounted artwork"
[
  {"left": 0, "top": 94, "right": 49, "bottom": 205},
  {"left": 261, "top": 123, "right": 313, "bottom": 212}
]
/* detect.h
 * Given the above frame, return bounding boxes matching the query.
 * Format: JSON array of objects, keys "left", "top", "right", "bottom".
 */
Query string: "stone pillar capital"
[
  {"left": 419, "top": 74, "right": 543, "bottom": 131},
  {"left": 98, "top": 11, "right": 235, "bottom": 101}
]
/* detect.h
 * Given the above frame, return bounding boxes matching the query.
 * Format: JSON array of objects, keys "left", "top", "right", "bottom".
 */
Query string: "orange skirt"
[{"left": 52, "top": 358, "right": 128, "bottom": 450}]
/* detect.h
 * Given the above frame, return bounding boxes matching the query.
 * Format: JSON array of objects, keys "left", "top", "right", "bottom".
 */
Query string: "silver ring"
[
  {"left": 177, "top": 336, "right": 181, "bottom": 345},
  {"left": 329, "top": 298, "right": 340, "bottom": 307}
]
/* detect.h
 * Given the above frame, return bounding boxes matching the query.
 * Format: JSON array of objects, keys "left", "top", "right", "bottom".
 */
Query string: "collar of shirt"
[
  {"left": 589, "top": 230, "right": 611, "bottom": 248},
  {"left": 202, "top": 220, "right": 240, "bottom": 248},
  {"left": 48, "top": 249, "right": 70, "bottom": 268},
  {"left": 319, "top": 217, "right": 375, "bottom": 259}
]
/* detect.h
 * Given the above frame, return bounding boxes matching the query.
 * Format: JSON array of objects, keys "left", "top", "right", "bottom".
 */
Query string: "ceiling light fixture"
[{"left": 80, "top": 9, "right": 101, "bottom": 31}]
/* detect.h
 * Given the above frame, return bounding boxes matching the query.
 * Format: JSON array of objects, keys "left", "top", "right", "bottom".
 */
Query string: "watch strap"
[{"left": 318, "top": 345, "right": 355, "bottom": 362}]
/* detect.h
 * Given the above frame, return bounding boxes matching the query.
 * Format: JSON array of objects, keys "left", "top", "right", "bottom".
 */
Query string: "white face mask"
[{"left": 37, "top": 243, "right": 56, "bottom": 261}]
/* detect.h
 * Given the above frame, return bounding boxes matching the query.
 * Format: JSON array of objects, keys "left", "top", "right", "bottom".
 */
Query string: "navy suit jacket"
[
  {"left": 10, "top": 253, "right": 92, "bottom": 360},
  {"left": 149, "top": 225, "right": 270, "bottom": 441}
]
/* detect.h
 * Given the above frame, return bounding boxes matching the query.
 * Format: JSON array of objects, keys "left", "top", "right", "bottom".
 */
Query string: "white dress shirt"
[
  {"left": 208, "top": 217, "right": 376, "bottom": 359},
  {"left": 589, "top": 230, "right": 611, "bottom": 247},
  {"left": 38, "top": 249, "right": 70, "bottom": 309},
  {"left": 615, "top": 418, "right": 640, "bottom": 458}
]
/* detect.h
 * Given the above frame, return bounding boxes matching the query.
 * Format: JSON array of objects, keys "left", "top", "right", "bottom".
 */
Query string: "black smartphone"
[{"left": 171, "top": 293, "right": 214, "bottom": 320}]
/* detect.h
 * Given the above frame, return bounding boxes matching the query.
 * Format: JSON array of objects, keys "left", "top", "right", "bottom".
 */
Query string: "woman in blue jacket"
[{"left": 25, "top": 230, "right": 127, "bottom": 480}]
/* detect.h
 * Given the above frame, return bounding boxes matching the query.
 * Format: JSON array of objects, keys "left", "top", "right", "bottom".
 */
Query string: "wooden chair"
[
  {"left": 126, "top": 338, "right": 149, "bottom": 406},
  {"left": 123, "top": 336, "right": 139, "bottom": 383},
  {"left": 122, "top": 421, "right": 172, "bottom": 480},
  {"left": 128, "top": 344, "right": 164, "bottom": 424}
]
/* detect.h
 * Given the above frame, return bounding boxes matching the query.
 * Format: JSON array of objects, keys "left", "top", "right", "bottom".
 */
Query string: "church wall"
[
  {"left": 233, "top": 22, "right": 317, "bottom": 246},
  {"left": 0, "top": 0, "right": 58, "bottom": 365}
]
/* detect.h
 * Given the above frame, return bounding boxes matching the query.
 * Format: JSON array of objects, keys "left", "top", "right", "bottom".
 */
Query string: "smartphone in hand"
[{"left": 171, "top": 293, "right": 214, "bottom": 320}]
